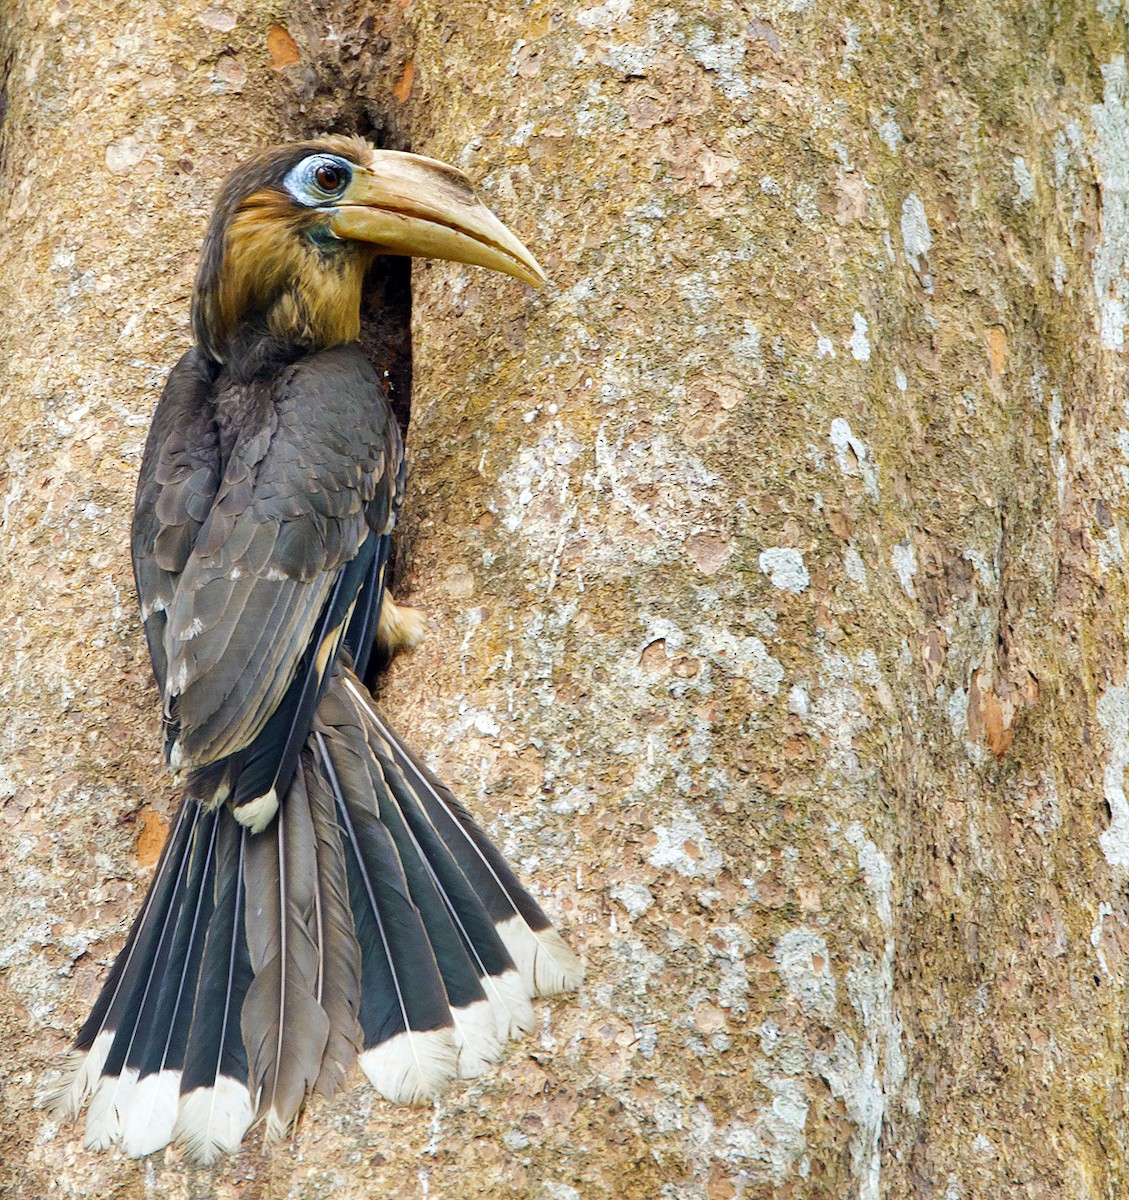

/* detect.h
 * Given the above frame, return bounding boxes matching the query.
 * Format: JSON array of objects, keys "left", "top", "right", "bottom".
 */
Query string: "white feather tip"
[
  {"left": 122, "top": 1069, "right": 181, "bottom": 1158},
  {"left": 173, "top": 1077, "right": 255, "bottom": 1166},
  {"left": 44, "top": 1029, "right": 113, "bottom": 1120},
  {"left": 359, "top": 1027, "right": 459, "bottom": 1104},
  {"left": 496, "top": 915, "right": 584, "bottom": 997},
  {"left": 84, "top": 1066, "right": 139, "bottom": 1151},
  {"left": 482, "top": 967, "right": 537, "bottom": 1040},
  {"left": 232, "top": 788, "right": 279, "bottom": 834},
  {"left": 450, "top": 999, "right": 505, "bottom": 1078}
]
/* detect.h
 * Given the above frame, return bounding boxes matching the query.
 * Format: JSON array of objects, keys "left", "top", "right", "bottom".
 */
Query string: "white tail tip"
[
  {"left": 122, "top": 1069, "right": 181, "bottom": 1157},
  {"left": 44, "top": 1029, "right": 114, "bottom": 1120},
  {"left": 450, "top": 999, "right": 505, "bottom": 1078},
  {"left": 481, "top": 967, "right": 537, "bottom": 1040},
  {"left": 173, "top": 1077, "right": 255, "bottom": 1166},
  {"left": 84, "top": 1066, "right": 139, "bottom": 1151},
  {"left": 359, "top": 1026, "right": 459, "bottom": 1104},
  {"left": 496, "top": 915, "right": 584, "bottom": 997}
]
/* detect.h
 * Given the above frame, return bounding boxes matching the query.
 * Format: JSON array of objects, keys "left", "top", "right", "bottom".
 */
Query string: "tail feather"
[
  {"left": 319, "top": 689, "right": 506, "bottom": 1075},
  {"left": 343, "top": 675, "right": 584, "bottom": 998},
  {"left": 85, "top": 807, "right": 216, "bottom": 1152},
  {"left": 361, "top": 722, "right": 536, "bottom": 1040},
  {"left": 358, "top": 1025, "right": 460, "bottom": 1104},
  {"left": 242, "top": 766, "right": 331, "bottom": 1140},
  {"left": 305, "top": 756, "right": 364, "bottom": 1098},
  {"left": 174, "top": 814, "right": 255, "bottom": 1164},
  {"left": 119, "top": 809, "right": 220, "bottom": 1156},
  {"left": 447, "top": 997, "right": 505, "bottom": 1080},
  {"left": 174, "top": 1076, "right": 256, "bottom": 1167},
  {"left": 52, "top": 670, "right": 579, "bottom": 1160},
  {"left": 314, "top": 728, "right": 459, "bottom": 1102},
  {"left": 46, "top": 800, "right": 199, "bottom": 1122}
]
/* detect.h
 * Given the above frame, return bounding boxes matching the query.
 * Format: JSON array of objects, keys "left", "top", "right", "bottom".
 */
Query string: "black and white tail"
[{"left": 47, "top": 668, "right": 582, "bottom": 1163}]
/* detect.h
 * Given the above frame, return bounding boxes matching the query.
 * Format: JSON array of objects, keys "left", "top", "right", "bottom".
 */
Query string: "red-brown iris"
[{"left": 315, "top": 163, "right": 343, "bottom": 191}]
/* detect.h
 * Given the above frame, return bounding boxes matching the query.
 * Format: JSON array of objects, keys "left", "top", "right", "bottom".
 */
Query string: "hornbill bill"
[{"left": 48, "top": 137, "right": 582, "bottom": 1163}]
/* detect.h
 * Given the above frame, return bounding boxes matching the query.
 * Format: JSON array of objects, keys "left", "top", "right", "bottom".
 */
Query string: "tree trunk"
[{"left": 3, "top": 0, "right": 1128, "bottom": 1196}]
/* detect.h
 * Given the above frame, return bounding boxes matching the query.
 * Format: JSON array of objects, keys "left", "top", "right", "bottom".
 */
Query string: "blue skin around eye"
[{"left": 283, "top": 156, "right": 353, "bottom": 207}]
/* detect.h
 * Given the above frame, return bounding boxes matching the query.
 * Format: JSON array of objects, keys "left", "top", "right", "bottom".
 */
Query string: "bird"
[{"left": 47, "top": 136, "right": 583, "bottom": 1164}]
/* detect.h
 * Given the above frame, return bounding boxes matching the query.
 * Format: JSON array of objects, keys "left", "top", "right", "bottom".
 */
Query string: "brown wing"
[
  {"left": 132, "top": 347, "right": 222, "bottom": 700},
  {"left": 132, "top": 346, "right": 401, "bottom": 773}
]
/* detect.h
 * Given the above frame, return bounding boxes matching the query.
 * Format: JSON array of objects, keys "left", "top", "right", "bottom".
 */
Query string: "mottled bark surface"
[{"left": 4, "top": 0, "right": 1129, "bottom": 1196}]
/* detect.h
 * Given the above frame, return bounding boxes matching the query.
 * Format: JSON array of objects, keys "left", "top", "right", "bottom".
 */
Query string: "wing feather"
[
  {"left": 133, "top": 348, "right": 221, "bottom": 693},
  {"left": 133, "top": 346, "right": 403, "bottom": 782}
]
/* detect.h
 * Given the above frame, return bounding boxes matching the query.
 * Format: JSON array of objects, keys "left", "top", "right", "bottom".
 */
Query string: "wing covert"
[
  {"left": 132, "top": 348, "right": 222, "bottom": 698},
  {"left": 137, "top": 345, "right": 402, "bottom": 776}
]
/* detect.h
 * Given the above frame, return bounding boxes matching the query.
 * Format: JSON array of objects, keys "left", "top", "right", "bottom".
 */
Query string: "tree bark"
[{"left": 3, "top": 0, "right": 1129, "bottom": 1196}]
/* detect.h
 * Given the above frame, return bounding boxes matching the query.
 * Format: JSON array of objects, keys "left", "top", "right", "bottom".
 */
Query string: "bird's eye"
[
  {"left": 283, "top": 154, "right": 353, "bottom": 206},
  {"left": 315, "top": 163, "right": 343, "bottom": 191}
]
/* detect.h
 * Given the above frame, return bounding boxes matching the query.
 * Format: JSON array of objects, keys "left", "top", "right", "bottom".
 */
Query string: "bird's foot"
[{"left": 377, "top": 592, "right": 427, "bottom": 659}]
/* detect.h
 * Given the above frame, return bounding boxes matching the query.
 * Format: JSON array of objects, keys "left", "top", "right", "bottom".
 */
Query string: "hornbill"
[{"left": 48, "top": 137, "right": 582, "bottom": 1163}]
